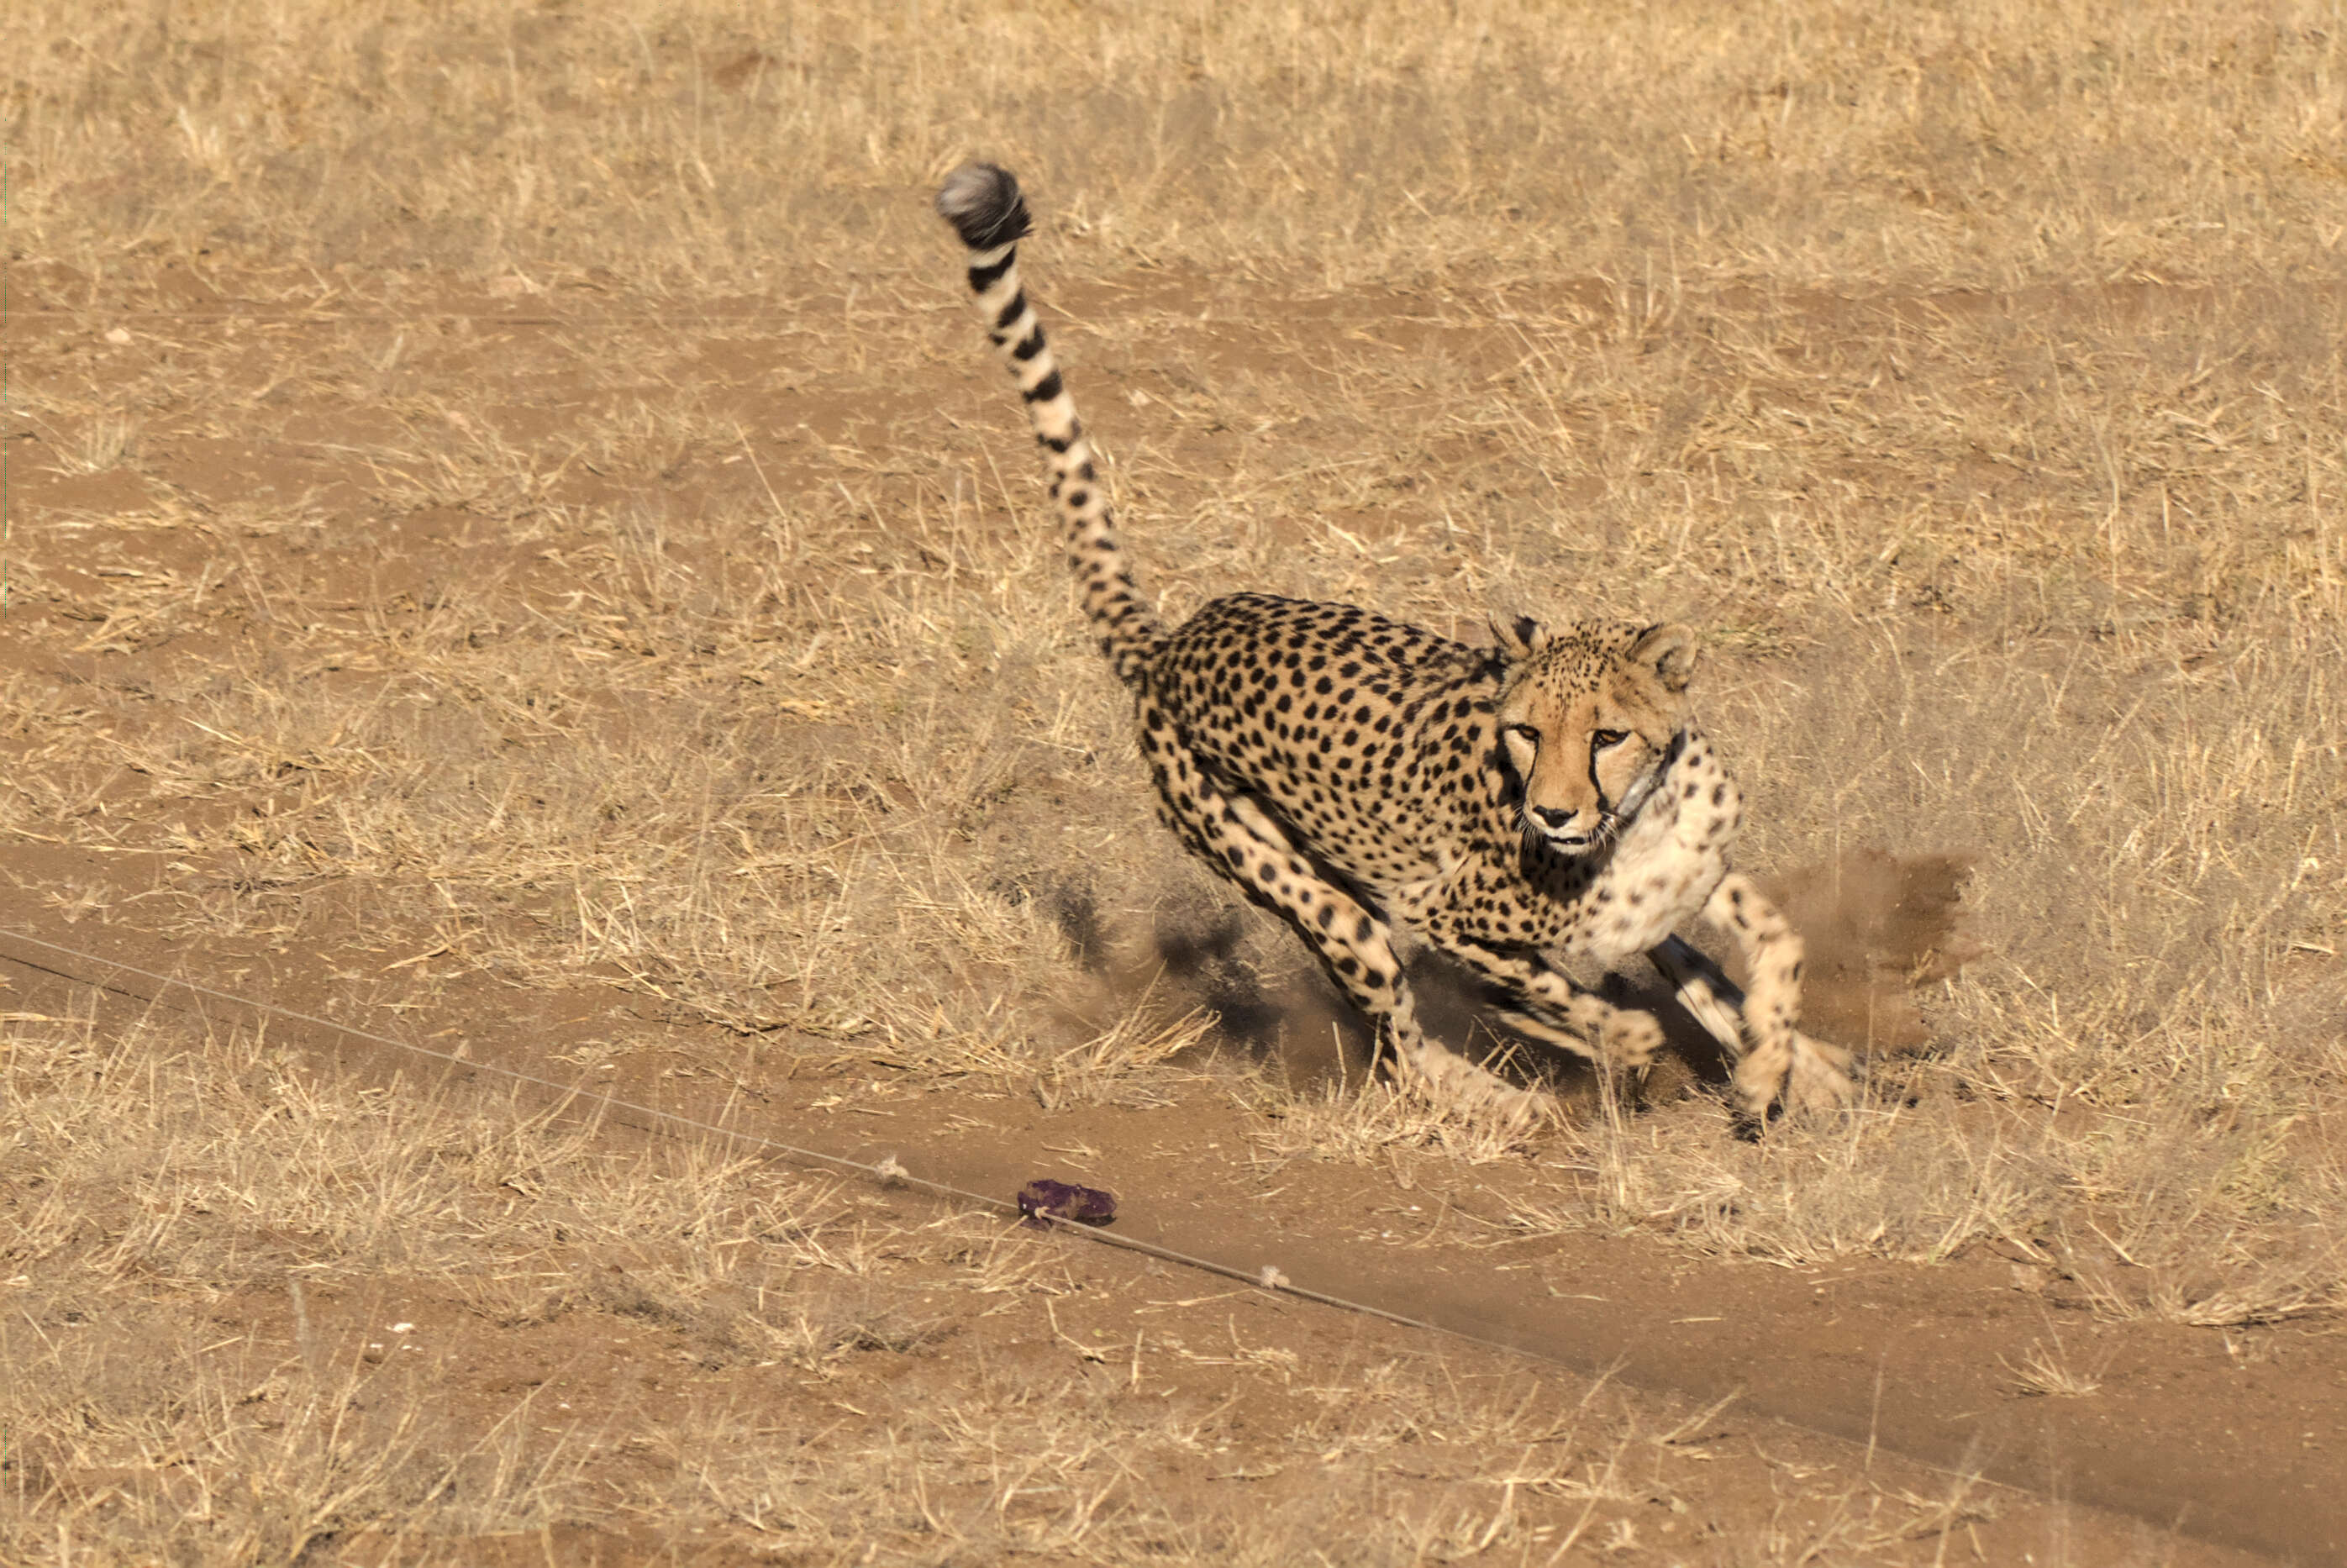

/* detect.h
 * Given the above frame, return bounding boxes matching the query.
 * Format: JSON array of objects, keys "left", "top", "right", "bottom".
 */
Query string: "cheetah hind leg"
[
  {"left": 1645, "top": 936, "right": 1746, "bottom": 1060},
  {"left": 1428, "top": 933, "right": 1667, "bottom": 1081},
  {"left": 1250, "top": 864, "right": 1551, "bottom": 1133},
  {"left": 1648, "top": 936, "right": 1855, "bottom": 1123},
  {"left": 1155, "top": 781, "right": 1553, "bottom": 1133},
  {"left": 1254, "top": 879, "right": 1553, "bottom": 1133}
]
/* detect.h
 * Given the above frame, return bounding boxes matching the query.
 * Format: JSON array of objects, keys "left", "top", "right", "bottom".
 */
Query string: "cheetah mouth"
[{"left": 1524, "top": 818, "right": 1613, "bottom": 855}]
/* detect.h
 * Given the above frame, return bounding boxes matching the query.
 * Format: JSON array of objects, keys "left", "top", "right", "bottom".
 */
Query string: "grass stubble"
[
  {"left": 3, "top": 1006, "right": 2017, "bottom": 1561},
  {"left": 3, "top": 0, "right": 2344, "bottom": 1559}
]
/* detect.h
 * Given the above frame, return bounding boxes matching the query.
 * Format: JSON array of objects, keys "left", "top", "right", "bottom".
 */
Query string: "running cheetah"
[{"left": 936, "top": 164, "right": 1855, "bottom": 1128}]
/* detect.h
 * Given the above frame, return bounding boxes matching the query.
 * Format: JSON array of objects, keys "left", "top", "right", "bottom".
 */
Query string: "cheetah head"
[{"left": 1492, "top": 618, "right": 1696, "bottom": 853}]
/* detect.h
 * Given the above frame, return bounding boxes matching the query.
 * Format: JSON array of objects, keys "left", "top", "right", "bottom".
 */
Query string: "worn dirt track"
[{"left": 1, "top": 902, "right": 2332, "bottom": 1565}]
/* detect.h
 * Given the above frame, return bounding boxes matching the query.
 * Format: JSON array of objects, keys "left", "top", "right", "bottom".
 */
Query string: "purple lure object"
[{"left": 1017, "top": 1178, "right": 1117, "bottom": 1229}]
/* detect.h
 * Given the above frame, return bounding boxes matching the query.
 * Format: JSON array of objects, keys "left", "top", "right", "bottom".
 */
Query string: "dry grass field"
[{"left": 4, "top": 0, "right": 2345, "bottom": 1561}]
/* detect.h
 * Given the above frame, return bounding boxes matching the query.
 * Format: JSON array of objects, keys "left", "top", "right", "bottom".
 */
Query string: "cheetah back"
[{"left": 1147, "top": 593, "right": 1508, "bottom": 895}]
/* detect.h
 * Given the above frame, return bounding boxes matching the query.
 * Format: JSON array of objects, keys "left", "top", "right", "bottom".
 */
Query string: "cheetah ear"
[
  {"left": 1492, "top": 614, "right": 1548, "bottom": 661},
  {"left": 1630, "top": 623, "right": 1698, "bottom": 694}
]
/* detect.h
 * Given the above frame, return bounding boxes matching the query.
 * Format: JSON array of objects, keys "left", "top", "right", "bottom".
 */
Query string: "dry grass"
[
  {"left": 3, "top": 9, "right": 2346, "bottom": 1557},
  {"left": 9, "top": 1, "right": 2345, "bottom": 290},
  {"left": 2003, "top": 1329, "right": 2109, "bottom": 1398},
  {"left": 1247, "top": 1071, "right": 1537, "bottom": 1169},
  {"left": 0, "top": 1007, "right": 2007, "bottom": 1564}
]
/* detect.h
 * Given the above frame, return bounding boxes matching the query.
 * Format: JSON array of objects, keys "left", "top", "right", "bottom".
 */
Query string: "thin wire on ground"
[{"left": 0, "top": 923, "right": 1508, "bottom": 1355}]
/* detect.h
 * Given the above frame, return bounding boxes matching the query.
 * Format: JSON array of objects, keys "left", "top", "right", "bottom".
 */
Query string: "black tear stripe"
[
  {"left": 993, "top": 292, "right": 1028, "bottom": 331},
  {"left": 1021, "top": 370, "right": 1065, "bottom": 404},
  {"left": 967, "top": 255, "right": 1014, "bottom": 292}
]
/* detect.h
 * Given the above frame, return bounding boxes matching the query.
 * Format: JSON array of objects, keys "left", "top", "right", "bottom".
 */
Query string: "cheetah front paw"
[
  {"left": 1729, "top": 1031, "right": 1857, "bottom": 1121},
  {"left": 1781, "top": 1032, "right": 1857, "bottom": 1114}
]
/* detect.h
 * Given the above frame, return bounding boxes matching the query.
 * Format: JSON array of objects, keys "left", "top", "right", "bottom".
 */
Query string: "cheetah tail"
[{"left": 936, "top": 163, "right": 1164, "bottom": 687}]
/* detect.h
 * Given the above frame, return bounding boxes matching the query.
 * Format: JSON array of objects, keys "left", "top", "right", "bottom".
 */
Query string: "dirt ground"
[{"left": 6, "top": 3, "right": 2347, "bottom": 1565}]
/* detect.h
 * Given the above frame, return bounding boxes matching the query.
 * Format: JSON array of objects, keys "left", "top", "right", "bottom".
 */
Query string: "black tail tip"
[{"left": 935, "top": 162, "right": 1032, "bottom": 250}]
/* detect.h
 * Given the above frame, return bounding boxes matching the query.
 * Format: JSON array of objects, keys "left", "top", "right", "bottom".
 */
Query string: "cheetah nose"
[{"left": 1531, "top": 806, "right": 1576, "bottom": 829}]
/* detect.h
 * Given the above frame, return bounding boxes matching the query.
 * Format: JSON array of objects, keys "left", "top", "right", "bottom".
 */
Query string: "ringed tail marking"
[{"left": 935, "top": 162, "right": 1164, "bottom": 688}]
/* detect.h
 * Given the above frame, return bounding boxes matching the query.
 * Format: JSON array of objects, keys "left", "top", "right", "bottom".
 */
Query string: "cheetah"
[{"left": 935, "top": 163, "right": 1855, "bottom": 1128}]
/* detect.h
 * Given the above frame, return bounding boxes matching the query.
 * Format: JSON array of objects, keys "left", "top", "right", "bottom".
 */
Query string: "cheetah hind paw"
[
  {"left": 1468, "top": 1076, "right": 1558, "bottom": 1137},
  {"left": 1391, "top": 1048, "right": 1557, "bottom": 1136}
]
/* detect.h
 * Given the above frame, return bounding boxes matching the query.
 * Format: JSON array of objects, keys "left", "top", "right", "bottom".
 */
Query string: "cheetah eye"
[
  {"left": 1505, "top": 724, "right": 1540, "bottom": 746},
  {"left": 1592, "top": 729, "right": 1629, "bottom": 750}
]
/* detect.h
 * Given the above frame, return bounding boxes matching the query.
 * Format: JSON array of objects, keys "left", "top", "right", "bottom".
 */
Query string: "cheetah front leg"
[{"left": 1669, "top": 874, "right": 1855, "bottom": 1119}]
